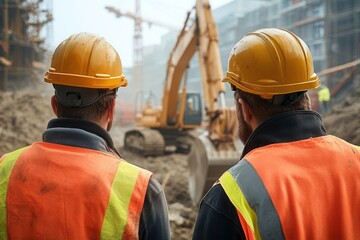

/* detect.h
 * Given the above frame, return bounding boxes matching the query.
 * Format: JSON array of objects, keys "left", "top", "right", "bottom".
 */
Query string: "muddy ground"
[{"left": 0, "top": 88, "right": 359, "bottom": 239}]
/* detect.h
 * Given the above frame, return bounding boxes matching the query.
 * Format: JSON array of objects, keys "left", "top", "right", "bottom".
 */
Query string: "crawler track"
[{"left": 124, "top": 128, "right": 165, "bottom": 156}]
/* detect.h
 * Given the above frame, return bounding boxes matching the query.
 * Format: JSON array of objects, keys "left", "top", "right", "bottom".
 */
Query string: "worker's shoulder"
[
  {"left": 354, "top": 145, "right": 360, "bottom": 151},
  {"left": 327, "top": 135, "right": 360, "bottom": 151},
  {"left": 142, "top": 176, "right": 166, "bottom": 216},
  {"left": 120, "top": 158, "right": 153, "bottom": 174},
  {"left": 118, "top": 160, "right": 165, "bottom": 205},
  {"left": 202, "top": 184, "right": 239, "bottom": 224},
  {"left": 0, "top": 146, "right": 30, "bottom": 164},
  {"left": 121, "top": 159, "right": 163, "bottom": 197},
  {"left": 348, "top": 142, "right": 360, "bottom": 152},
  {"left": 147, "top": 176, "right": 164, "bottom": 197}
]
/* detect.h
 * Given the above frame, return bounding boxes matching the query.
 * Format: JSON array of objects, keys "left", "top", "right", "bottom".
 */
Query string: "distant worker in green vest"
[
  {"left": 0, "top": 32, "right": 170, "bottom": 239},
  {"left": 192, "top": 28, "right": 360, "bottom": 240},
  {"left": 318, "top": 84, "right": 331, "bottom": 113}
]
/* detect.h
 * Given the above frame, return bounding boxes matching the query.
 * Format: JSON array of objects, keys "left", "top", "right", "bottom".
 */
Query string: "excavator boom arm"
[
  {"left": 196, "top": 0, "right": 226, "bottom": 111},
  {"left": 161, "top": 13, "right": 197, "bottom": 126},
  {"left": 161, "top": 0, "right": 228, "bottom": 129}
]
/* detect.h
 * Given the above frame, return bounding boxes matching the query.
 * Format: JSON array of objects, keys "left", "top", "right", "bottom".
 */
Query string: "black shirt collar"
[
  {"left": 43, "top": 118, "right": 121, "bottom": 157},
  {"left": 241, "top": 110, "right": 327, "bottom": 158}
]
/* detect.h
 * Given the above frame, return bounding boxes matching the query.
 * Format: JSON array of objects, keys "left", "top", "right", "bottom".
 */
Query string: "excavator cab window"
[{"left": 183, "top": 93, "right": 202, "bottom": 125}]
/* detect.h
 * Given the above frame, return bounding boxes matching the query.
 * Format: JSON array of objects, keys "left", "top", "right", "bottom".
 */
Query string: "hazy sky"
[{"left": 50, "top": 0, "right": 232, "bottom": 67}]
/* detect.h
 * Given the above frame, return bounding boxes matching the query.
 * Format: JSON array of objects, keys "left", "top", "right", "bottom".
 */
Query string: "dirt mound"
[
  {"left": 0, "top": 91, "right": 54, "bottom": 155},
  {"left": 323, "top": 89, "right": 360, "bottom": 145}
]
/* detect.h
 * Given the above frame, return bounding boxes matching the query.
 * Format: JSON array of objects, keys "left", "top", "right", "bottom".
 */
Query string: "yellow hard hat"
[
  {"left": 44, "top": 32, "right": 127, "bottom": 89},
  {"left": 223, "top": 28, "right": 320, "bottom": 99}
]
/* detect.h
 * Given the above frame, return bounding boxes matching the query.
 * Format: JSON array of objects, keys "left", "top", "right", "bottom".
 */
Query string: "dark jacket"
[
  {"left": 192, "top": 110, "right": 327, "bottom": 240},
  {"left": 43, "top": 118, "right": 170, "bottom": 240}
]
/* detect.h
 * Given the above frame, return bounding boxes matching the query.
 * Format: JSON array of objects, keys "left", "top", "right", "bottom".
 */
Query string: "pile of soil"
[
  {"left": 323, "top": 89, "right": 360, "bottom": 145},
  {"left": 0, "top": 91, "right": 54, "bottom": 155}
]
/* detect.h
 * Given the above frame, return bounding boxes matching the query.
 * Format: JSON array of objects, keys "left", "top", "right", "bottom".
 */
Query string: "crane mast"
[{"left": 105, "top": 2, "right": 178, "bottom": 97}]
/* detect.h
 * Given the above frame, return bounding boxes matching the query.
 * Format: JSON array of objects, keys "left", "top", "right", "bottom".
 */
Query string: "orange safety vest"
[
  {"left": 0, "top": 142, "right": 152, "bottom": 239},
  {"left": 220, "top": 135, "right": 360, "bottom": 240}
]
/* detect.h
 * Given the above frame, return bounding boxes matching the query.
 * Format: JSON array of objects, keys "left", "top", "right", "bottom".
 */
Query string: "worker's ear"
[
  {"left": 238, "top": 98, "right": 256, "bottom": 127},
  {"left": 51, "top": 95, "right": 59, "bottom": 117},
  {"left": 105, "top": 98, "right": 116, "bottom": 131},
  {"left": 107, "top": 98, "right": 116, "bottom": 121}
]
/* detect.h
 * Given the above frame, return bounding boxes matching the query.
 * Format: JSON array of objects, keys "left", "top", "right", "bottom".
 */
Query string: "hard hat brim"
[
  {"left": 45, "top": 71, "right": 128, "bottom": 89},
  {"left": 223, "top": 71, "right": 320, "bottom": 99}
]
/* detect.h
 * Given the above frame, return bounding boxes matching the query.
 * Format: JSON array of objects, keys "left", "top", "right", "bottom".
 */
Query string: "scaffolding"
[
  {"left": 0, "top": 0, "right": 53, "bottom": 90},
  {"left": 279, "top": 0, "right": 360, "bottom": 102},
  {"left": 324, "top": 0, "right": 360, "bottom": 101}
]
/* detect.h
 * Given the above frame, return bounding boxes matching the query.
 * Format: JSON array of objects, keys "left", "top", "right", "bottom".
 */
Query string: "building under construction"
[
  {"left": 0, "top": 0, "right": 52, "bottom": 90},
  {"left": 323, "top": 0, "right": 360, "bottom": 102}
]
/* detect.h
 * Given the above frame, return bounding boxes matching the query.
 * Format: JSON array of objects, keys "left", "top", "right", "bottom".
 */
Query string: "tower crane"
[{"left": 105, "top": 2, "right": 179, "bottom": 99}]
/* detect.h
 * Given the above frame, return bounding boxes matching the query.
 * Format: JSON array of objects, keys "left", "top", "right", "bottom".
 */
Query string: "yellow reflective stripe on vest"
[
  {"left": 0, "top": 147, "right": 28, "bottom": 239},
  {"left": 100, "top": 160, "right": 140, "bottom": 239},
  {"left": 220, "top": 171, "right": 261, "bottom": 239},
  {"left": 353, "top": 145, "right": 360, "bottom": 151},
  {"left": 221, "top": 160, "right": 285, "bottom": 240}
]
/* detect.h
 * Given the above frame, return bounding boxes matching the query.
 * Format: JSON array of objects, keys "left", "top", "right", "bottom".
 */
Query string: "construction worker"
[
  {"left": 192, "top": 28, "right": 360, "bottom": 239},
  {"left": 186, "top": 97, "right": 194, "bottom": 111},
  {"left": 0, "top": 33, "right": 170, "bottom": 239},
  {"left": 318, "top": 84, "right": 331, "bottom": 113}
]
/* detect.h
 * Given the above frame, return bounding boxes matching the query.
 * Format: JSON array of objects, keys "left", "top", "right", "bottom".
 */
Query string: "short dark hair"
[
  {"left": 234, "top": 88, "right": 312, "bottom": 123},
  {"left": 55, "top": 93, "right": 116, "bottom": 121}
]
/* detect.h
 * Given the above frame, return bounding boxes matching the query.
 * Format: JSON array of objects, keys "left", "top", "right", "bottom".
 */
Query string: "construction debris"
[{"left": 0, "top": 0, "right": 52, "bottom": 90}]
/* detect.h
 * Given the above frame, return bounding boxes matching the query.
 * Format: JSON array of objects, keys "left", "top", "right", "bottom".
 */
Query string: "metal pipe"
[{"left": 219, "top": 92, "right": 226, "bottom": 108}]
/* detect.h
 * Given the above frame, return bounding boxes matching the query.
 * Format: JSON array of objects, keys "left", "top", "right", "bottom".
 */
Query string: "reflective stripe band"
[
  {"left": 0, "top": 147, "right": 28, "bottom": 239},
  {"left": 123, "top": 169, "right": 152, "bottom": 239},
  {"left": 100, "top": 160, "right": 141, "bottom": 239},
  {"left": 237, "top": 211, "right": 257, "bottom": 240},
  {"left": 352, "top": 145, "right": 360, "bottom": 151},
  {"left": 221, "top": 160, "right": 285, "bottom": 240},
  {"left": 220, "top": 171, "right": 260, "bottom": 239}
]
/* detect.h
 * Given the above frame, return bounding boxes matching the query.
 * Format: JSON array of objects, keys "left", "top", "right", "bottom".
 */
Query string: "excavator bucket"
[{"left": 187, "top": 131, "right": 243, "bottom": 205}]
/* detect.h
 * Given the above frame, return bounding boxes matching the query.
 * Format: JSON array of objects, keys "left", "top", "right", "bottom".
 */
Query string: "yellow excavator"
[{"left": 124, "top": 0, "right": 243, "bottom": 204}]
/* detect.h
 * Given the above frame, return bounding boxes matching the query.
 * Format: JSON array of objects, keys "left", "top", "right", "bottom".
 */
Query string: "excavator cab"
[{"left": 183, "top": 93, "right": 202, "bottom": 126}]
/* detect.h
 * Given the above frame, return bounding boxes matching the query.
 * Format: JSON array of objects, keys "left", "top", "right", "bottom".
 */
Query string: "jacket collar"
[
  {"left": 43, "top": 118, "right": 121, "bottom": 157},
  {"left": 241, "top": 110, "right": 327, "bottom": 158}
]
